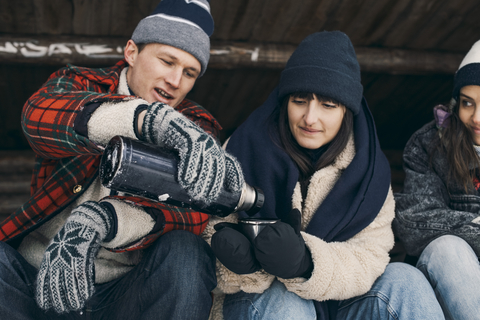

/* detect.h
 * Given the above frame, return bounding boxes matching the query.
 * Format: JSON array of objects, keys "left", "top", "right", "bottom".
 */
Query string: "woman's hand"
[
  {"left": 253, "top": 209, "right": 313, "bottom": 279},
  {"left": 211, "top": 222, "right": 261, "bottom": 274}
]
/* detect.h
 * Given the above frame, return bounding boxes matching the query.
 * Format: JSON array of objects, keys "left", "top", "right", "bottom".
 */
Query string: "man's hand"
[
  {"left": 141, "top": 102, "right": 244, "bottom": 204},
  {"left": 35, "top": 201, "right": 114, "bottom": 313}
]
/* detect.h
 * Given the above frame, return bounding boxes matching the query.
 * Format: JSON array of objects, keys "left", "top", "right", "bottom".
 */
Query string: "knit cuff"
[
  {"left": 98, "top": 202, "right": 118, "bottom": 242},
  {"left": 101, "top": 199, "right": 155, "bottom": 249},
  {"left": 74, "top": 102, "right": 102, "bottom": 138},
  {"left": 133, "top": 104, "right": 148, "bottom": 140},
  {"left": 141, "top": 102, "right": 173, "bottom": 145},
  {"left": 69, "top": 201, "right": 114, "bottom": 240}
]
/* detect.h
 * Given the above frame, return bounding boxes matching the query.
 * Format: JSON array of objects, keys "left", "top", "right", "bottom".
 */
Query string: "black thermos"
[{"left": 100, "top": 136, "right": 264, "bottom": 217}]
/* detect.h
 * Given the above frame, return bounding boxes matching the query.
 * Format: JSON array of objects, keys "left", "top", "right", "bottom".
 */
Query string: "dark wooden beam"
[
  {"left": 0, "top": 34, "right": 464, "bottom": 74},
  {"left": 0, "top": 150, "right": 35, "bottom": 217},
  {"left": 354, "top": 47, "right": 462, "bottom": 75}
]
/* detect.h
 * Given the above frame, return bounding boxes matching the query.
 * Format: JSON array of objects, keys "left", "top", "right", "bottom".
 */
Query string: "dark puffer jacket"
[{"left": 394, "top": 120, "right": 480, "bottom": 257}]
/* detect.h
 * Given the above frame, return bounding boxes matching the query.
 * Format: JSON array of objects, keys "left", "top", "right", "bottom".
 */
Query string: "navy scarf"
[{"left": 226, "top": 87, "right": 391, "bottom": 318}]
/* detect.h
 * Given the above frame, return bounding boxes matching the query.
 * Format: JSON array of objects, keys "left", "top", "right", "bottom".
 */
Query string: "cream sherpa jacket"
[{"left": 203, "top": 136, "right": 395, "bottom": 319}]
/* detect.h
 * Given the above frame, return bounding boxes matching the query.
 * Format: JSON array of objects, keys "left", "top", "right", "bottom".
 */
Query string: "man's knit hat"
[
  {"left": 131, "top": 0, "right": 214, "bottom": 77},
  {"left": 278, "top": 31, "right": 363, "bottom": 115},
  {"left": 453, "top": 39, "right": 480, "bottom": 99}
]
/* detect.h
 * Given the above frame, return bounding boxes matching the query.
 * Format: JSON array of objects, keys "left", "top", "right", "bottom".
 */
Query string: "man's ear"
[{"left": 124, "top": 40, "right": 138, "bottom": 67}]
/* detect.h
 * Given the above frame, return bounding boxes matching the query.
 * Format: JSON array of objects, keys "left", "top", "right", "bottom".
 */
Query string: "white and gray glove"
[
  {"left": 142, "top": 102, "right": 244, "bottom": 204},
  {"left": 35, "top": 201, "right": 114, "bottom": 313}
]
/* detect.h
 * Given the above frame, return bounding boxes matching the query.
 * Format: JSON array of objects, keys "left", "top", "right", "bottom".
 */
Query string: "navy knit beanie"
[
  {"left": 131, "top": 0, "right": 214, "bottom": 77},
  {"left": 453, "top": 40, "right": 480, "bottom": 100},
  {"left": 278, "top": 31, "right": 363, "bottom": 115}
]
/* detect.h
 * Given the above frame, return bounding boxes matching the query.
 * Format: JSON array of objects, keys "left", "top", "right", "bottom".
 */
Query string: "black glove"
[
  {"left": 36, "top": 201, "right": 114, "bottom": 313},
  {"left": 142, "top": 102, "right": 244, "bottom": 204},
  {"left": 211, "top": 222, "right": 261, "bottom": 274},
  {"left": 253, "top": 209, "right": 313, "bottom": 279}
]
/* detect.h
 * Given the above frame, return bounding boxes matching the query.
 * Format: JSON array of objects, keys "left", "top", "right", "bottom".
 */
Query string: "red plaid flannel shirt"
[{"left": 1, "top": 60, "right": 222, "bottom": 251}]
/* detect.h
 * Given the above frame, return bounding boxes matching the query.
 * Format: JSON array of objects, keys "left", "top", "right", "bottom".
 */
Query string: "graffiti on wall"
[
  {"left": 0, "top": 41, "right": 125, "bottom": 59},
  {"left": 0, "top": 40, "right": 264, "bottom": 62}
]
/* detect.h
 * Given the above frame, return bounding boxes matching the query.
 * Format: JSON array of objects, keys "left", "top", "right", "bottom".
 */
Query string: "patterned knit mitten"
[
  {"left": 142, "top": 102, "right": 245, "bottom": 204},
  {"left": 35, "top": 201, "right": 113, "bottom": 313},
  {"left": 224, "top": 153, "right": 245, "bottom": 195}
]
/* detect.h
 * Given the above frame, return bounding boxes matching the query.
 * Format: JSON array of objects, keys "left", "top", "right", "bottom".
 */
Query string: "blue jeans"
[
  {"left": 223, "top": 262, "right": 444, "bottom": 320},
  {"left": 0, "top": 230, "right": 216, "bottom": 320},
  {"left": 417, "top": 235, "right": 480, "bottom": 320}
]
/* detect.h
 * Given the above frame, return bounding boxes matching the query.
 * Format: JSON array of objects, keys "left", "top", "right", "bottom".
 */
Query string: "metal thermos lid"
[{"left": 246, "top": 186, "right": 264, "bottom": 215}]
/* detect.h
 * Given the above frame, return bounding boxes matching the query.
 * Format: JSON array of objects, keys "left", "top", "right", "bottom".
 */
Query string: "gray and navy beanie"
[
  {"left": 453, "top": 39, "right": 480, "bottom": 100},
  {"left": 131, "top": 0, "right": 214, "bottom": 77},
  {"left": 278, "top": 31, "right": 363, "bottom": 115}
]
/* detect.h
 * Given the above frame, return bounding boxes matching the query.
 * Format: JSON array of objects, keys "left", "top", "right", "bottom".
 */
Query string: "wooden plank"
[
  {"left": 2, "top": 0, "right": 480, "bottom": 54},
  {"left": 0, "top": 34, "right": 465, "bottom": 74},
  {"left": 354, "top": 47, "right": 462, "bottom": 74},
  {"left": 0, "top": 64, "right": 60, "bottom": 150},
  {"left": 0, "top": 34, "right": 126, "bottom": 66},
  {"left": 0, "top": 150, "right": 34, "bottom": 219},
  {"left": 71, "top": 0, "right": 128, "bottom": 36},
  {"left": 382, "top": 0, "right": 448, "bottom": 48},
  {"left": 249, "top": 0, "right": 308, "bottom": 42},
  {"left": 213, "top": 69, "right": 278, "bottom": 131},
  {"left": 282, "top": 0, "right": 338, "bottom": 43},
  {"left": 209, "top": 0, "right": 247, "bottom": 40},
  {"left": 0, "top": 150, "right": 34, "bottom": 218},
  {"left": 209, "top": 42, "right": 296, "bottom": 69},
  {"left": 70, "top": 0, "right": 157, "bottom": 36},
  {"left": 362, "top": 0, "right": 414, "bottom": 46},
  {"left": 187, "top": 67, "right": 278, "bottom": 142},
  {"left": 0, "top": 0, "right": 38, "bottom": 34},
  {"left": 0, "top": 0, "right": 157, "bottom": 37},
  {"left": 343, "top": 0, "right": 401, "bottom": 44},
  {"left": 229, "top": 0, "right": 268, "bottom": 40},
  {"left": 319, "top": 0, "right": 363, "bottom": 32},
  {"left": 0, "top": 150, "right": 35, "bottom": 173},
  {"left": 0, "top": 180, "right": 31, "bottom": 194},
  {"left": 440, "top": 4, "right": 480, "bottom": 52},
  {"left": 407, "top": 1, "right": 472, "bottom": 49},
  {"left": 32, "top": 0, "right": 75, "bottom": 34},
  {"left": 0, "top": 194, "right": 30, "bottom": 215}
]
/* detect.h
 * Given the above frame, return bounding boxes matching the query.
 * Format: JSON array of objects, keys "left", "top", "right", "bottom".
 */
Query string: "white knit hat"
[{"left": 453, "top": 39, "right": 480, "bottom": 99}]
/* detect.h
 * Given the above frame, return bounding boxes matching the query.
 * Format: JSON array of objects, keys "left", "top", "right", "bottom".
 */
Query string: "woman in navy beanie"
[
  {"left": 203, "top": 31, "right": 444, "bottom": 320},
  {"left": 395, "top": 39, "right": 480, "bottom": 319}
]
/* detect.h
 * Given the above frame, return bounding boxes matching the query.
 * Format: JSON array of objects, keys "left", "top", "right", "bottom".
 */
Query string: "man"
[{"left": 0, "top": 1, "right": 244, "bottom": 319}]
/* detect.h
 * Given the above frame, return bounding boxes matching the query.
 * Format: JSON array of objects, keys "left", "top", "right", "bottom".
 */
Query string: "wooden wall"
[{"left": 1, "top": 0, "right": 479, "bottom": 217}]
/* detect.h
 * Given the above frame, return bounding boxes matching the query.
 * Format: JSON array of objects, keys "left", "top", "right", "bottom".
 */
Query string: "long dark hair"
[
  {"left": 273, "top": 92, "right": 354, "bottom": 181},
  {"left": 435, "top": 99, "right": 480, "bottom": 192}
]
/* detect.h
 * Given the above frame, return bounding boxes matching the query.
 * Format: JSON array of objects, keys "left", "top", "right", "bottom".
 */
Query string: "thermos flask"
[{"left": 99, "top": 136, "right": 264, "bottom": 217}]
